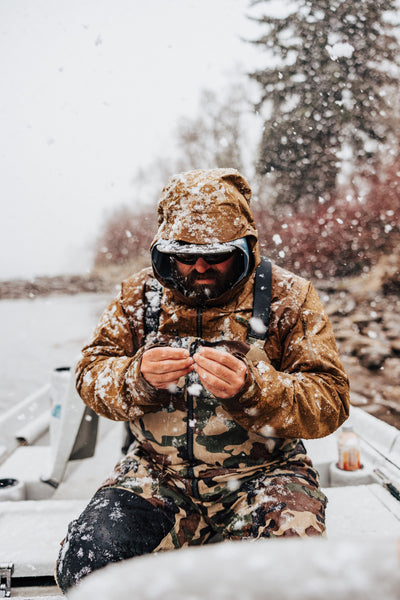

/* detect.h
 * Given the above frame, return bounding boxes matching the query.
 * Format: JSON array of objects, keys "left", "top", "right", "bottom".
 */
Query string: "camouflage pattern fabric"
[
  {"left": 101, "top": 438, "right": 327, "bottom": 549},
  {"left": 96, "top": 336, "right": 328, "bottom": 546}
]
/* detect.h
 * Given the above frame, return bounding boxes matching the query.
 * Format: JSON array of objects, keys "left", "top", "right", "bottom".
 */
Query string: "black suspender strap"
[{"left": 247, "top": 256, "right": 272, "bottom": 344}]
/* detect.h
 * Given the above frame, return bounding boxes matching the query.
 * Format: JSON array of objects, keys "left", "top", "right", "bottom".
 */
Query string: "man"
[{"left": 56, "top": 168, "right": 349, "bottom": 593}]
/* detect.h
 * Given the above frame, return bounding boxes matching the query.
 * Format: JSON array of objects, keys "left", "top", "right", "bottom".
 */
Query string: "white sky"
[{"left": 0, "top": 0, "right": 263, "bottom": 280}]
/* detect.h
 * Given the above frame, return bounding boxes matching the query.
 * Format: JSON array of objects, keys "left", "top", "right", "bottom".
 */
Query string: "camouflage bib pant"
[{"left": 56, "top": 439, "right": 326, "bottom": 593}]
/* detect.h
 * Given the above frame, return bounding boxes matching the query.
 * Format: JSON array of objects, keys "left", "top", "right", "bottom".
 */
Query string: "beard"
[{"left": 173, "top": 264, "right": 237, "bottom": 303}]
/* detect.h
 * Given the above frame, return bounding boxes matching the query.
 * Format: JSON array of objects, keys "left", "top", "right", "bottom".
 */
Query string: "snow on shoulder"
[{"left": 69, "top": 537, "right": 400, "bottom": 600}]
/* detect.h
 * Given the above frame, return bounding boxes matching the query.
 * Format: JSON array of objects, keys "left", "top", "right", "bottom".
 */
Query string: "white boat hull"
[{"left": 0, "top": 368, "right": 399, "bottom": 598}]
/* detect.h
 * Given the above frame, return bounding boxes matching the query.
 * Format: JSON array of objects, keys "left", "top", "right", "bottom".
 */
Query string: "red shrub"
[
  {"left": 93, "top": 162, "right": 400, "bottom": 280},
  {"left": 94, "top": 206, "right": 156, "bottom": 268},
  {"left": 253, "top": 162, "right": 400, "bottom": 279}
]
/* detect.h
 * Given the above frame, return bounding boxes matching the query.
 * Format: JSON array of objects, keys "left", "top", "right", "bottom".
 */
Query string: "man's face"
[{"left": 173, "top": 254, "right": 236, "bottom": 302}]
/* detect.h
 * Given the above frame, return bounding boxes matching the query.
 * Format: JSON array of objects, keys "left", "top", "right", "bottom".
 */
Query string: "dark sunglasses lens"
[
  {"left": 204, "top": 252, "right": 234, "bottom": 264},
  {"left": 172, "top": 251, "right": 234, "bottom": 265},
  {"left": 171, "top": 254, "right": 197, "bottom": 265}
]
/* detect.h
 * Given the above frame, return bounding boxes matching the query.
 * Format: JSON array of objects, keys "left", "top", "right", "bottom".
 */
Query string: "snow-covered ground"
[{"left": 0, "top": 293, "right": 113, "bottom": 414}]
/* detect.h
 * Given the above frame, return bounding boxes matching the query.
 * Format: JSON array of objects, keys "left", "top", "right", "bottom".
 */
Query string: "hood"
[{"left": 150, "top": 168, "right": 261, "bottom": 305}]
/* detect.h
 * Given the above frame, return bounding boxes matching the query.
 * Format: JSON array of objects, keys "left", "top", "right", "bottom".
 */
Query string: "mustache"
[{"left": 187, "top": 268, "right": 218, "bottom": 281}]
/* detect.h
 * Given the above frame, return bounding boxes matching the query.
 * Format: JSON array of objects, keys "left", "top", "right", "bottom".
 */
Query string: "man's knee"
[
  {"left": 56, "top": 487, "right": 174, "bottom": 593},
  {"left": 220, "top": 472, "right": 327, "bottom": 541}
]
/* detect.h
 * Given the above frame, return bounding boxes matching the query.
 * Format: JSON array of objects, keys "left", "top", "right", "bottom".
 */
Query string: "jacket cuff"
[
  {"left": 126, "top": 348, "right": 171, "bottom": 415},
  {"left": 218, "top": 356, "right": 261, "bottom": 416}
]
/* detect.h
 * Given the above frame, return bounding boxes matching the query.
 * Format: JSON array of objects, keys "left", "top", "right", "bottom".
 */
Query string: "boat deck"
[{"left": 1, "top": 408, "right": 400, "bottom": 598}]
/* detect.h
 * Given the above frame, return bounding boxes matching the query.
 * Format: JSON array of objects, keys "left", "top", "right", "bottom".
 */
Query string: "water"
[{"left": 0, "top": 292, "right": 114, "bottom": 413}]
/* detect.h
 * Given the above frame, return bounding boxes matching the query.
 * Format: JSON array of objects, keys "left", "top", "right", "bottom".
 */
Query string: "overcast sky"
[{"left": 0, "top": 0, "right": 264, "bottom": 280}]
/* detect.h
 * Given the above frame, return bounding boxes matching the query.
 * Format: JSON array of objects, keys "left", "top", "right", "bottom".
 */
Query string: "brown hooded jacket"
[{"left": 76, "top": 168, "right": 350, "bottom": 485}]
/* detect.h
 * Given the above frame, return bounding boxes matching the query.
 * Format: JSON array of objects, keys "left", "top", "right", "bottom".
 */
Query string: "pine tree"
[{"left": 248, "top": 0, "right": 400, "bottom": 211}]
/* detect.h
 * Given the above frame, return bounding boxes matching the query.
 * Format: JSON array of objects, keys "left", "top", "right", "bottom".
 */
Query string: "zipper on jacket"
[
  {"left": 196, "top": 307, "right": 203, "bottom": 339},
  {"left": 186, "top": 307, "right": 203, "bottom": 500},
  {"left": 187, "top": 387, "right": 199, "bottom": 498}
]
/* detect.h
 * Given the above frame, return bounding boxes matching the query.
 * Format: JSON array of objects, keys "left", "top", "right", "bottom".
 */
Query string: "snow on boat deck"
[{"left": 1, "top": 408, "right": 400, "bottom": 598}]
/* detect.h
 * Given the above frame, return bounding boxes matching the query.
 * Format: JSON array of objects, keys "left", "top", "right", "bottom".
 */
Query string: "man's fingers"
[
  {"left": 193, "top": 350, "right": 246, "bottom": 382},
  {"left": 195, "top": 347, "right": 242, "bottom": 370},
  {"left": 143, "top": 356, "right": 193, "bottom": 375},
  {"left": 141, "top": 347, "right": 193, "bottom": 388},
  {"left": 194, "top": 365, "right": 242, "bottom": 398},
  {"left": 192, "top": 348, "right": 247, "bottom": 398},
  {"left": 141, "top": 345, "right": 247, "bottom": 395},
  {"left": 195, "top": 361, "right": 244, "bottom": 389},
  {"left": 144, "top": 347, "right": 190, "bottom": 362},
  {"left": 193, "top": 353, "right": 231, "bottom": 383},
  {"left": 149, "top": 367, "right": 193, "bottom": 389},
  {"left": 142, "top": 365, "right": 193, "bottom": 389}
]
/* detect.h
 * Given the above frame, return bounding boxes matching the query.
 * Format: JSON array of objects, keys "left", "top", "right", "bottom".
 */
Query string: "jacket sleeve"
[
  {"left": 75, "top": 289, "right": 170, "bottom": 421},
  {"left": 223, "top": 282, "right": 350, "bottom": 439}
]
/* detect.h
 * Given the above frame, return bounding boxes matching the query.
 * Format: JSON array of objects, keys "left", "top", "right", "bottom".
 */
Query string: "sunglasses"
[{"left": 171, "top": 251, "right": 235, "bottom": 265}]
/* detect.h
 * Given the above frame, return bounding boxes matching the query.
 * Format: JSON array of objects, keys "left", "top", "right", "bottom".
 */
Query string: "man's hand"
[
  {"left": 193, "top": 347, "right": 247, "bottom": 399},
  {"left": 141, "top": 347, "right": 194, "bottom": 389}
]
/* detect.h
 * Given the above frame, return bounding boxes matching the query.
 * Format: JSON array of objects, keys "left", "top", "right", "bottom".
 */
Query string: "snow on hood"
[
  {"left": 150, "top": 168, "right": 260, "bottom": 304},
  {"left": 152, "top": 168, "right": 259, "bottom": 246}
]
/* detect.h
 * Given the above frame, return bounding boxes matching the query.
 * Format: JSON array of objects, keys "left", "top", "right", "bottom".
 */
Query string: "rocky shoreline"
[
  {"left": 1, "top": 256, "right": 399, "bottom": 430},
  {"left": 0, "top": 273, "right": 113, "bottom": 300},
  {"left": 322, "top": 287, "right": 400, "bottom": 430}
]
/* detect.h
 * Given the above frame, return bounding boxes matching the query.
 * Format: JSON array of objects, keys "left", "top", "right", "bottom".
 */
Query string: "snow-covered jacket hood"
[{"left": 151, "top": 168, "right": 261, "bottom": 305}]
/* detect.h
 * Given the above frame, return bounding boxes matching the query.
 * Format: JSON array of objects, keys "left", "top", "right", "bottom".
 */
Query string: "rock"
[
  {"left": 358, "top": 342, "right": 392, "bottom": 370},
  {"left": 381, "top": 386, "right": 400, "bottom": 404},
  {"left": 339, "top": 335, "right": 392, "bottom": 372},
  {"left": 390, "top": 339, "right": 400, "bottom": 354},
  {"left": 340, "top": 355, "right": 361, "bottom": 369},
  {"left": 363, "top": 322, "right": 386, "bottom": 339},
  {"left": 381, "top": 358, "right": 400, "bottom": 385},
  {"left": 324, "top": 294, "right": 356, "bottom": 316},
  {"left": 340, "top": 358, "right": 374, "bottom": 400},
  {"left": 339, "top": 334, "right": 370, "bottom": 357},
  {"left": 382, "top": 314, "right": 400, "bottom": 340},
  {"left": 351, "top": 312, "right": 377, "bottom": 327},
  {"left": 338, "top": 249, "right": 400, "bottom": 299},
  {"left": 334, "top": 327, "right": 360, "bottom": 342},
  {"left": 350, "top": 391, "right": 369, "bottom": 406}
]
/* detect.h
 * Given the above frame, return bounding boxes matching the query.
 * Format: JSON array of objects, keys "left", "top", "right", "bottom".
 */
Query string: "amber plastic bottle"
[{"left": 337, "top": 426, "right": 362, "bottom": 471}]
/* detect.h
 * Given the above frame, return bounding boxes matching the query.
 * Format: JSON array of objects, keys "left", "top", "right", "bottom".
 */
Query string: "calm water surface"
[{"left": 0, "top": 292, "right": 113, "bottom": 413}]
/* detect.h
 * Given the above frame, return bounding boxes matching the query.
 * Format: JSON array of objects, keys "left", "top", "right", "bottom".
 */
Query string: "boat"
[{"left": 0, "top": 365, "right": 399, "bottom": 599}]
